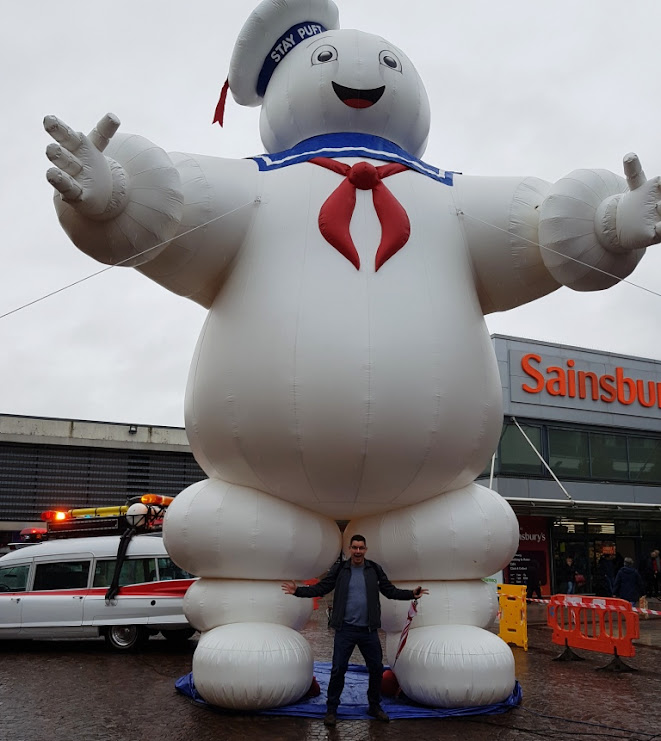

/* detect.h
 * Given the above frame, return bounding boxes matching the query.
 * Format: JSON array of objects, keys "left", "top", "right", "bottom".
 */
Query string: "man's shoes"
[
  {"left": 323, "top": 712, "right": 337, "bottom": 727},
  {"left": 367, "top": 706, "right": 390, "bottom": 722}
]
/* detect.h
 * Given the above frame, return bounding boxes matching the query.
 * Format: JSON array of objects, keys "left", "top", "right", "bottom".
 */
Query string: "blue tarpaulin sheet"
[{"left": 175, "top": 662, "right": 522, "bottom": 720}]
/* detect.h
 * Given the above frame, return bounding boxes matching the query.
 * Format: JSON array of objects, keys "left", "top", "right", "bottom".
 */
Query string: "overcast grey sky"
[{"left": 1, "top": 0, "right": 660, "bottom": 428}]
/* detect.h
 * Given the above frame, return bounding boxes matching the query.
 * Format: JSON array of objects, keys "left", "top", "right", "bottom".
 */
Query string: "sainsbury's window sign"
[{"left": 508, "top": 348, "right": 661, "bottom": 423}]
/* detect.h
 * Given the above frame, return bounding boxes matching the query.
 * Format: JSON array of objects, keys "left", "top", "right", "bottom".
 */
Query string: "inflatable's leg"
[
  {"left": 164, "top": 478, "right": 341, "bottom": 710},
  {"left": 347, "top": 482, "right": 519, "bottom": 707}
]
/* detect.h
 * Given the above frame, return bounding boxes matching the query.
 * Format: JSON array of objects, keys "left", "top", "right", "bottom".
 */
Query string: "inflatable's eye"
[
  {"left": 379, "top": 51, "right": 402, "bottom": 72},
  {"left": 312, "top": 45, "right": 338, "bottom": 65}
]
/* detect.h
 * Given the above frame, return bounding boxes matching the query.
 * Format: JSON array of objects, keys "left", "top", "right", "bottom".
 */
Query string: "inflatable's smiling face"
[{"left": 259, "top": 29, "right": 431, "bottom": 157}]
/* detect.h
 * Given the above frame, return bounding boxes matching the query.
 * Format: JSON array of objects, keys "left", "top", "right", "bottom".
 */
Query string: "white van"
[{"left": 0, "top": 533, "right": 195, "bottom": 650}]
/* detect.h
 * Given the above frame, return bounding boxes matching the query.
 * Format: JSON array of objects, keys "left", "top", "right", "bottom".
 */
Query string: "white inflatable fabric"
[
  {"left": 193, "top": 622, "right": 313, "bottom": 709},
  {"left": 259, "top": 28, "right": 432, "bottom": 157},
  {"left": 183, "top": 579, "right": 313, "bottom": 633},
  {"left": 163, "top": 478, "right": 341, "bottom": 579},
  {"left": 229, "top": 0, "right": 340, "bottom": 108},
  {"left": 378, "top": 580, "right": 498, "bottom": 633},
  {"left": 345, "top": 483, "right": 520, "bottom": 581},
  {"left": 385, "top": 626, "right": 515, "bottom": 707},
  {"left": 44, "top": 0, "right": 661, "bottom": 711},
  {"left": 538, "top": 168, "right": 644, "bottom": 290}
]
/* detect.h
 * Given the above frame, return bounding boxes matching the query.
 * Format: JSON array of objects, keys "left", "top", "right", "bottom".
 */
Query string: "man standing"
[
  {"left": 556, "top": 556, "right": 576, "bottom": 594},
  {"left": 282, "top": 534, "right": 428, "bottom": 727}
]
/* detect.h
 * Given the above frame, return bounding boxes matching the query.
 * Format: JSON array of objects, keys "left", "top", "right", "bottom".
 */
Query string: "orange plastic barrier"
[
  {"left": 303, "top": 578, "right": 320, "bottom": 610},
  {"left": 547, "top": 595, "right": 639, "bottom": 658}
]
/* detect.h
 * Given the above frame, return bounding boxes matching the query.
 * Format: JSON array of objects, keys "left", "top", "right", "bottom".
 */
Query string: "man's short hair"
[
  {"left": 624, "top": 557, "right": 634, "bottom": 566},
  {"left": 350, "top": 534, "right": 367, "bottom": 545}
]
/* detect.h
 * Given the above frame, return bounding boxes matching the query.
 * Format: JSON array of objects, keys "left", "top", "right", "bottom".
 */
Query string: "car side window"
[
  {"left": 0, "top": 564, "right": 30, "bottom": 592},
  {"left": 156, "top": 558, "right": 193, "bottom": 580},
  {"left": 92, "top": 558, "right": 157, "bottom": 588},
  {"left": 33, "top": 561, "right": 91, "bottom": 591}
]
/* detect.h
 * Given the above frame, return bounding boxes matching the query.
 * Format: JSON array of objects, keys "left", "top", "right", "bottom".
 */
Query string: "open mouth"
[{"left": 332, "top": 81, "right": 385, "bottom": 109}]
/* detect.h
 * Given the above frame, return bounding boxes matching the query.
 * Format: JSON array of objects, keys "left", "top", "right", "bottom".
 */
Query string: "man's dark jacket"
[{"left": 294, "top": 558, "right": 416, "bottom": 631}]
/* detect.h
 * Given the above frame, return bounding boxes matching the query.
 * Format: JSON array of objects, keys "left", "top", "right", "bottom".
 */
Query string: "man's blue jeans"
[{"left": 327, "top": 623, "right": 383, "bottom": 711}]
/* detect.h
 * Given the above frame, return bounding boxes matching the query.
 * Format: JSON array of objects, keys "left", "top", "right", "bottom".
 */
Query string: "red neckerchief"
[{"left": 310, "top": 157, "right": 411, "bottom": 271}]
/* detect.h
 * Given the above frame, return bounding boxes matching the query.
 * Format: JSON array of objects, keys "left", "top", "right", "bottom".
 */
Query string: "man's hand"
[
  {"left": 607, "top": 153, "right": 661, "bottom": 251},
  {"left": 44, "top": 113, "right": 121, "bottom": 217},
  {"left": 413, "top": 586, "right": 429, "bottom": 598},
  {"left": 281, "top": 580, "right": 297, "bottom": 595}
]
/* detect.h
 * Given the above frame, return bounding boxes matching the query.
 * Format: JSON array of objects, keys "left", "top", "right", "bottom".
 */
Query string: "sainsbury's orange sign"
[{"left": 521, "top": 353, "right": 661, "bottom": 409}]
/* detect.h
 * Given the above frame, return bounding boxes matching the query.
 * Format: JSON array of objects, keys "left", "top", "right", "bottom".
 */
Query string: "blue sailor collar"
[{"left": 250, "top": 133, "right": 454, "bottom": 186}]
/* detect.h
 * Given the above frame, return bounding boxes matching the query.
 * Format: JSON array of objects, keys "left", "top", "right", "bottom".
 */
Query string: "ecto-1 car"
[{"left": 0, "top": 533, "right": 196, "bottom": 650}]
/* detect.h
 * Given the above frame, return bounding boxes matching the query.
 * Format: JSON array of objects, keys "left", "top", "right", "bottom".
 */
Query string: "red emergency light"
[{"left": 41, "top": 510, "right": 70, "bottom": 522}]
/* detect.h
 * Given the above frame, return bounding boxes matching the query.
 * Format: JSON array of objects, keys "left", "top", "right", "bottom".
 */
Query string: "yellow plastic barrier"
[{"left": 497, "top": 584, "right": 528, "bottom": 651}]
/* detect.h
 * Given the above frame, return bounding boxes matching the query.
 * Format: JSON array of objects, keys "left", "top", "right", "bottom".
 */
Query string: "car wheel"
[
  {"left": 162, "top": 627, "right": 195, "bottom": 644},
  {"left": 105, "top": 624, "right": 149, "bottom": 651}
]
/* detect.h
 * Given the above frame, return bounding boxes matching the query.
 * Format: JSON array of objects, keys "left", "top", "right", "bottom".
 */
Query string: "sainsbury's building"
[{"left": 485, "top": 335, "right": 661, "bottom": 595}]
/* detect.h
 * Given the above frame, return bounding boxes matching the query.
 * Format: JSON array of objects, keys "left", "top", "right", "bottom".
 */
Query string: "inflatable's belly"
[{"left": 185, "top": 166, "right": 503, "bottom": 517}]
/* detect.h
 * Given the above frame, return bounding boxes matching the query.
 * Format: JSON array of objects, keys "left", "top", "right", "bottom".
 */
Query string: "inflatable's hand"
[
  {"left": 596, "top": 153, "right": 661, "bottom": 252},
  {"left": 44, "top": 113, "right": 126, "bottom": 220}
]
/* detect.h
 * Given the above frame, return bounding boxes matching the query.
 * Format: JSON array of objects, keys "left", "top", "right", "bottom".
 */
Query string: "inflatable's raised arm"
[
  {"left": 452, "top": 154, "right": 660, "bottom": 314},
  {"left": 45, "top": 0, "right": 661, "bottom": 713},
  {"left": 45, "top": 114, "right": 258, "bottom": 307}
]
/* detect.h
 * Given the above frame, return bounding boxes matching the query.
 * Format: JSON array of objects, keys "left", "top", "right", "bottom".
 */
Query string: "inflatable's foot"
[
  {"left": 193, "top": 622, "right": 313, "bottom": 709},
  {"left": 386, "top": 625, "right": 515, "bottom": 707}
]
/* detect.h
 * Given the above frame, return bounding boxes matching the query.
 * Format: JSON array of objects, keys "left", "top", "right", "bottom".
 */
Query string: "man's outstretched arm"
[{"left": 282, "top": 562, "right": 341, "bottom": 598}]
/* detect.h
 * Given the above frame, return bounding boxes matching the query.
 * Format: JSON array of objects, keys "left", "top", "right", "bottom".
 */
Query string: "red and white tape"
[{"left": 525, "top": 597, "right": 661, "bottom": 616}]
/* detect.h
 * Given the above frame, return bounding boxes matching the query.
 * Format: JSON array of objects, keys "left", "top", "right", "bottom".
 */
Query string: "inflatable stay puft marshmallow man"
[{"left": 45, "top": 0, "right": 661, "bottom": 710}]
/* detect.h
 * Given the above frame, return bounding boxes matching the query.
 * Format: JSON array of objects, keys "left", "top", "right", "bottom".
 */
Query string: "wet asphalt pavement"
[{"left": 1, "top": 599, "right": 660, "bottom": 741}]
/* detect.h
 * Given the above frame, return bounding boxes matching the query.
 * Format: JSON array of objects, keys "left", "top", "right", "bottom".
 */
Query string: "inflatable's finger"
[
  {"left": 43, "top": 115, "right": 83, "bottom": 152},
  {"left": 623, "top": 152, "right": 646, "bottom": 191},
  {"left": 89, "top": 113, "right": 120, "bottom": 152},
  {"left": 46, "top": 167, "right": 83, "bottom": 201},
  {"left": 46, "top": 143, "right": 83, "bottom": 176}
]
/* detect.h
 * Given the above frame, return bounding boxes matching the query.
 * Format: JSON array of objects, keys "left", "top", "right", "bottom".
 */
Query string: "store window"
[
  {"left": 499, "top": 424, "right": 543, "bottom": 475},
  {"left": 589, "top": 432, "right": 628, "bottom": 480},
  {"left": 552, "top": 519, "right": 586, "bottom": 536},
  {"left": 587, "top": 521, "right": 615, "bottom": 535},
  {"left": 628, "top": 437, "right": 661, "bottom": 483},
  {"left": 548, "top": 428, "right": 589, "bottom": 478},
  {"left": 615, "top": 520, "right": 641, "bottom": 537}
]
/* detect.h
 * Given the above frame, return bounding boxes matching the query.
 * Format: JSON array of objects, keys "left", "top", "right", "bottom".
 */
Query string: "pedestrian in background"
[
  {"left": 613, "top": 557, "right": 645, "bottom": 607},
  {"left": 556, "top": 556, "right": 575, "bottom": 594},
  {"left": 595, "top": 554, "right": 614, "bottom": 597}
]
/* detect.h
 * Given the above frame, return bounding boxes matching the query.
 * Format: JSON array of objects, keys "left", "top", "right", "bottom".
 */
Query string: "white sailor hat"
[{"left": 214, "top": 0, "right": 340, "bottom": 123}]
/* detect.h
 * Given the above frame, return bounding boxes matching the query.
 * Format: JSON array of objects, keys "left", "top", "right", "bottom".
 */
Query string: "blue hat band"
[{"left": 256, "top": 21, "right": 328, "bottom": 97}]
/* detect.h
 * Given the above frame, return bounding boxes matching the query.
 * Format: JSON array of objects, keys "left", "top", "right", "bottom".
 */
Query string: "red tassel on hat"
[{"left": 213, "top": 78, "right": 230, "bottom": 126}]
